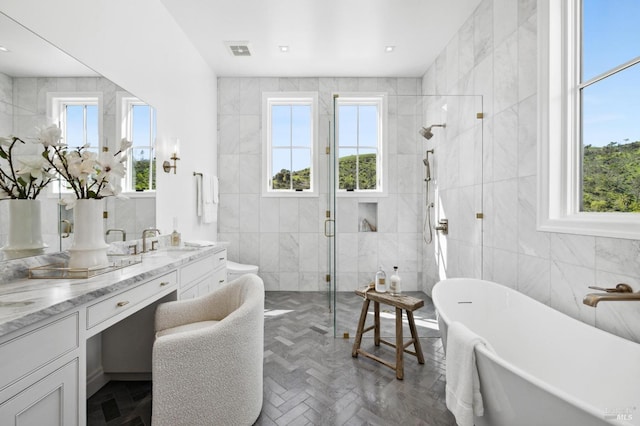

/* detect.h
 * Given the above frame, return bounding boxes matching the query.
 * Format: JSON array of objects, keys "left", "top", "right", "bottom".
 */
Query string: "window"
[
  {"left": 335, "top": 95, "right": 386, "bottom": 194},
  {"left": 262, "top": 92, "right": 318, "bottom": 196},
  {"left": 119, "top": 94, "right": 156, "bottom": 192},
  {"left": 49, "top": 94, "right": 101, "bottom": 150},
  {"left": 538, "top": 0, "right": 640, "bottom": 238},
  {"left": 48, "top": 93, "right": 102, "bottom": 193}
]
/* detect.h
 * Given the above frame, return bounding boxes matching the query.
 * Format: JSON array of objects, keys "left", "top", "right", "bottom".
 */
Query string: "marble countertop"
[{"left": 0, "top": 244, "right": 227, "bottom": 339}]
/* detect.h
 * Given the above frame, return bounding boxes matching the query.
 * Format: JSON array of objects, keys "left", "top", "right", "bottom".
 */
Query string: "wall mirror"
[{"left": 0, "top": 12, "right": 156, "bottom": 262}]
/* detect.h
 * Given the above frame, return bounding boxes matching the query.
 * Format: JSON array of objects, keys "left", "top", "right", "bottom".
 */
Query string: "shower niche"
[{"left": 358, "top": 202, "right": 377, "bottom": 232}]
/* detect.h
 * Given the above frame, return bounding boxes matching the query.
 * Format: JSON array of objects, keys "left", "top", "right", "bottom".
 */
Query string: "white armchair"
[{"left": 152, "top": 274, "right": 265, "bottom": 426}]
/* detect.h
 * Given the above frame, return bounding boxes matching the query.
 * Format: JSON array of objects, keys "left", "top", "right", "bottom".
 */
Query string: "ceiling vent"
[{"left": 225, "top": 41, "right": 252, "bottom": 57}]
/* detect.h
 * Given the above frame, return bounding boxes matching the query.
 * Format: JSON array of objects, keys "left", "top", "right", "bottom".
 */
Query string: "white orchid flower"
[
  {"left": 36, "top": 125, "right": 65, "bottom": 147},
  {"left": 67, "top": 154, "right": 96, "bottom": 182},
  {"left": 16, "top": 156, "right": 47, "bottom": 180},
  {"left": 98, "top": 151, "right": 126, "bottom": 181}
]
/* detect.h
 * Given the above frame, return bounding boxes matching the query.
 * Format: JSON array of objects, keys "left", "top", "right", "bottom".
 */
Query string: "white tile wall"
[
  {"left": 422, "top": 0, "right": 640, "bottom": 343},
  {"left": 218, "top": 77, "right": 424, "bottom": 292}
]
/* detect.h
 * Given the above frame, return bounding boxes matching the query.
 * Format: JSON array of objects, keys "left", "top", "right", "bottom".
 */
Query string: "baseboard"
[
  {"left": 107, "top": 373, "right": 152, "bottom": 381},
  {"left": 86, "top": 367, "right": 110, "bottom": 398}
]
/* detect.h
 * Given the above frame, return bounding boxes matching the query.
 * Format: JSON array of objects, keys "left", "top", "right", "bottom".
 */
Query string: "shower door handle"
[{"left": 324, "top": 219, "right": 335, "bottom": 238}]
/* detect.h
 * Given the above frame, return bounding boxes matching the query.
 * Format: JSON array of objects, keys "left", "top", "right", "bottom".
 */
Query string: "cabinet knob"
[
  {"left": 116, "top": 301, "right": 130, "bottom": 307},
  {"left": 160, "top": 281, "right": 170, "bottom": 286}
]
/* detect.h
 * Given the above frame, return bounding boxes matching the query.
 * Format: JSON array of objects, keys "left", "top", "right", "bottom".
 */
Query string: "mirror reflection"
[{"left": 0, "top": 13, "right": 156, "bottom": 261}]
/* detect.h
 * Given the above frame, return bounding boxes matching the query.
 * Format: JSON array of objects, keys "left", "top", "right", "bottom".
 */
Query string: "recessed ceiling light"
[
  {"left": 385, "top": 46, "right": 395, "bottom": 53},
  {"left": 0, "top": 45, "right": 9, "bottom": 53},
  {"left": 279, "top": 45, "right": 289, "bottom": 53}
]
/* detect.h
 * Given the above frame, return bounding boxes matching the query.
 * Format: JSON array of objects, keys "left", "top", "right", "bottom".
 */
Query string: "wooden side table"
[{"left": 351, "top": 287, "right": 425, "bottom": 380}]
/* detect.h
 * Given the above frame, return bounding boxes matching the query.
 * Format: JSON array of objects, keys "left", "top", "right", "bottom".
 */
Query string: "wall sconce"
[{"left": 162, "top": 139, "right": 180, "bottom": 174}]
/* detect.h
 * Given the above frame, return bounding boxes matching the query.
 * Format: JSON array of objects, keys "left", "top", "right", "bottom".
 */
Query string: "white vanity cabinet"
[
  {"left": 0, "top": 313, "right": 81, "bottom": 426},
  {"left": 179, "top": 248, "right": 227, "bottom": 299},
  {"left": 0, "top": 244, "right": 228, "bottom": 426}
]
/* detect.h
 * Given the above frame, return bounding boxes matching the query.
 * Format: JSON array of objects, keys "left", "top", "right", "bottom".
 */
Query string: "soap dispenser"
[{"left": 170, "top": 217, "right": 181, "bottom": 247}]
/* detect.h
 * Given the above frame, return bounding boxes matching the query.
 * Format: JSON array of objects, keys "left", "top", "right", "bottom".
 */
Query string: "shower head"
[
  {"left": 423, "top": 158, "right": 429, "bottom": 166},
  {"left": 419, "top": 123, "right": 446, "bottom": 140}
]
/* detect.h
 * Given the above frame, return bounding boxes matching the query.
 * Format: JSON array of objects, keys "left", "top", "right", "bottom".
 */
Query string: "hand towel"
[
  {"left": 445, "top": 321, "right": 495, "bottom": 426},
  {"left": 202, "top": 174, "right": 217, "bottom": 224},
  {"left": 212, "top": 175, "right": 219, "bottom": 203}
]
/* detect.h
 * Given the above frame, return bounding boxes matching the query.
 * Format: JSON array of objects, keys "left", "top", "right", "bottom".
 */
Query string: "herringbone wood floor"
[{"left": 87, "top": 291, "right": 454, "bottom": 426}]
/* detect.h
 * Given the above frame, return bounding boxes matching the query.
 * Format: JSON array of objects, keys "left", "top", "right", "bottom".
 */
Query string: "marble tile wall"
[
  {"left": 0, "top": 75, "right": 155, "bottom": 253},
  {"left": 422, "top": 0, "right": 640, "bottom": 343},
  {"left": 217, "top": 77, "right": 425, "bottom": 292}
]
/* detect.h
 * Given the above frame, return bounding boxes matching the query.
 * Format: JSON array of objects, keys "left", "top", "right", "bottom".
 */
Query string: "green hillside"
[
  {"left": 271, "top": 153, "right": 377, "bottom": 191},
  {"left": 583, "top": 141, "right": 640, "bottom": 212}
]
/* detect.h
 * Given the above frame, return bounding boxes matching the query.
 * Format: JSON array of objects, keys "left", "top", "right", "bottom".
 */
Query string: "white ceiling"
[
  {"left": 160, "top": 0, "right": 482, "bottom": 77},
  {"left": 0, "top": 13, "right": 98, "bottom": 78}
]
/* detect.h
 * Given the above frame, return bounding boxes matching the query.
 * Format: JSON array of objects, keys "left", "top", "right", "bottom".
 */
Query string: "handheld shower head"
[{"left": 419, "top": 123, "right": 446, "bottom": 140}]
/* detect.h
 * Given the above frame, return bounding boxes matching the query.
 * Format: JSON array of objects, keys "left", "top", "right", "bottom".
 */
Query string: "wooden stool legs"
[
  {"left": 352, "top": 297, "right": 425, "bottom": 380},
  {"left": 352, "top": 298, "right": 370, "bottom": 357},
  {"left": 407, "top": 310, "right": 425, "bottom": 365}
]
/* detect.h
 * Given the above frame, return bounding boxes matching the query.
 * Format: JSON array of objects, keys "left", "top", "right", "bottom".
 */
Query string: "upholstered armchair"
[{"left": 152, "top": 274, "right": 265, "bottom": 426}]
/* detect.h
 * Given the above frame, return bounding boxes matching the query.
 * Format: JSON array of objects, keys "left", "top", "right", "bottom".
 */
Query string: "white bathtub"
[{"left": 432, "top": 278, "right": 640, "bottom": 426}]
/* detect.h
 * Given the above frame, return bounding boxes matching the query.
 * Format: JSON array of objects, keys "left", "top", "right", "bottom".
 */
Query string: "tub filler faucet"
[{"left": 582, "top": 283, "right": 640, "bottom": 306}]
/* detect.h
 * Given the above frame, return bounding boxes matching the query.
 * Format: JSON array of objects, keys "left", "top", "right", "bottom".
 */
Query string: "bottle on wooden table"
[
  {"left": 375, "top": 266, "right": 387, "bottom": 293},
  {"left": 389, "top": 266, "right": 402, "bottom": 295}
]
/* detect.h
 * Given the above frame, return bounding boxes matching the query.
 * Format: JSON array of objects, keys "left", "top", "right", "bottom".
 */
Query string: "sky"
[{"left": 582, "top": 0, "right": 640, "bottom": 147}]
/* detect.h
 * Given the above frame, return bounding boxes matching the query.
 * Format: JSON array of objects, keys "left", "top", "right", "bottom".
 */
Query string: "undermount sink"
[
  {"left": 160, "top": 246, "right": 200, "bottom": 252},
  {"left": 144, "top": 246, "right": 201, "bottom": 258}
]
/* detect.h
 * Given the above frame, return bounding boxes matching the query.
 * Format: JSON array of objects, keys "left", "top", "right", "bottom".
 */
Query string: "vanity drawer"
[
  {"left": 180, "top": 255, "right": 218, "bottom": 288},
  {"left": 213, "top": 249, "right": 227, "bottom": 270},
  {"left": 87, "top": 271, "right": 177, "bottom": 329},
  {"left": 0, "top": 313, "right": 78, "bottom": 391}
]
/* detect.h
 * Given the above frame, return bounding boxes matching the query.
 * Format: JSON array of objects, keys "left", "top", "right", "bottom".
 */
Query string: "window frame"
[
  {"left": 538, "top": 0, "right": 640, "bottom": 239},
  {"left": 47, "top": 92, "right": 103, "bottom": 149},
  {"left": 117, "top": 92, "right": 156, "bottom": 195},
  {"left": 261, "top": 92, "right": 318, "bottom": 197},
  {"left": 47, "top": 92, "right": 103, "bottom": 196},
  {"left": 334, "top": 93, "right": 388, "bottom": 197}
]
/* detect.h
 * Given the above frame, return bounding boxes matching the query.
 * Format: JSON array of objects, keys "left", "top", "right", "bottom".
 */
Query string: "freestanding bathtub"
[{"left": 432, "top": 278, "right": 640, "bottom": 426}]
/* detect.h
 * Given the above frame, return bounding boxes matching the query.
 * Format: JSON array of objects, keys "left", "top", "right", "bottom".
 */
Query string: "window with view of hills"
[
  {"left": 539, "top": 0, "right": 640, "bottom": 238},
  {"left": 336, "top": 96, "right": 384, "bottom": 193},
  {"left": 580, "top": 0, "right": 640, "bottom": 212},
  {"left": 262, "top": 93, "right": 317, "bottom": 196}
]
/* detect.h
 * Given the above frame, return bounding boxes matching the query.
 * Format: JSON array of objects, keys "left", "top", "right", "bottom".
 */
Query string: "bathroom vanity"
[{"left": 0, "top": 244, "right": 227, "bottom": 426}]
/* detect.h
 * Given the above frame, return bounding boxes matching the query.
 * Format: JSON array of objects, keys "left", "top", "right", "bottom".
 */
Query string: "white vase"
[
  {"left": 68, "top": 199, "right": 109, "bottom": 269},
  {"left": 2, "top": 199, "right": 47, "bottom": 256}
]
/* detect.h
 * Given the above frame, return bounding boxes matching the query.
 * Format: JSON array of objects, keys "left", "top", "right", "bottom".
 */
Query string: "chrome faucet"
[
  {"left": 106, "top": 228, "right": 127, "bottom": 241},
  {"left": 141, "top": 228, "right": 161, "bottom": 253},
  {"left": 582, "top": 283, "right": 640, "bottom": 306}
]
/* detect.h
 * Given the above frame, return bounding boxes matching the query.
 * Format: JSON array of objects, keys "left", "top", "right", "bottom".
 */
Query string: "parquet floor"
[{"left": 87, "top": 291, "right": 455, "bottom": 426}]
